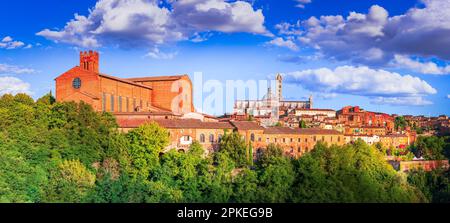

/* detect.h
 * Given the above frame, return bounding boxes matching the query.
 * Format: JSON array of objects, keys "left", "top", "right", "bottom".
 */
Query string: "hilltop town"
[{"left": 55, "top": 51, "right": 450, "bottom": 172}]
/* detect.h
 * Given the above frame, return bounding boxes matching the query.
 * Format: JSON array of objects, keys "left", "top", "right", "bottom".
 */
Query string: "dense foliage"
[
  {"left": 409, "top": 136, "right": 450, "bottom": 160},
  {"left": 0, "top": 93, "right": 448, "bottom": 203}
]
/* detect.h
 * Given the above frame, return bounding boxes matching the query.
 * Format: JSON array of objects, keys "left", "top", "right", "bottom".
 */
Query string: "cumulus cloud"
[
  {"left": 0, "top": 77, "right": 32, "bottom": 95},
  {"left": 283, "top": 66, "right": 437, "bottom": 106},
  {"left": 0, "top": 63, "right": 36, "bottom": 74},
  {"left": 36, "top": 0, "right": 270, "bottom": 48},
  {"left": 274, "top": 0, "right": 450, "bottom": 72},
  {"left": 266, "top": 37, "right": 299, "bottom": 51},
  {"left": 294, "top": 0, "right": 312, "bottom": 8},
  {"left": 371, "top": 97, "right": 433, "bottom": 106},
  {"left": 0, "top": 36, "right": 27, "bottom": 49},
  {"left": 393, "top": 55, "right": 450, "bottom": 75},
  {"left": 145, "top": 46, "right": 177, "bottom": 59}
]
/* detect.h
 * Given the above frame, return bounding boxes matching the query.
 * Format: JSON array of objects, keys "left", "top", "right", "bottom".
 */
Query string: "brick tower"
[
  {"left": 276, "top": 73, "right": 282, "bottom": 101},
  {"left": 79, "top": 50, "right": 99, "bottom": 73}
]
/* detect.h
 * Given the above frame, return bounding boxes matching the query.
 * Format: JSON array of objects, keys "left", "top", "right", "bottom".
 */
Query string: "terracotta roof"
[
  {"left": 381, "top": 134, "right": 408, "bottom": 138},
  {"left": 116, "top": 119, "right": 146, "bottom": 128},
  {"left": 99, "top": 73, "right": 153, "bottom": 90},
  {"left": 264, "top": 127, "right": 342, "bottom": 135},
  {"left": 113, "top": 110, "right": 177, "bottom": 116},
  {"left": 346, "top": 125, "right": 386, "bottom": 129},
  {"left": 125, "top": 75, "right": 187, "bottom": 82},
  {"left": 295, "top": 108, "right": 335, "bottom": 112},
  {"left": 230, "top": 121, "right": 264, "bottom": 130},
  {"left": 154, "top": 119, "right": 233, "bottom": 129}
]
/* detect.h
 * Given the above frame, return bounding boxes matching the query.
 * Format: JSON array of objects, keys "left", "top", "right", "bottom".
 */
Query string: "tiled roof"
[
  {"left": 230, "top": 121, "right": 264, "bottom": 130},
  {"left": 99, "top": 73, "right": 153, "bottom": 90},
  {"left": 264, "top": 127, "right": 342, "bottom": 135},
  {"left": 118, "top": 118, "right": 230, "bottom": 129},
  {"left": 154, "top": 119, "right": 233, "bottom": 129},
  {"left": 295, "top": 108, "right": 335, "bottom": 112},
  {"left": 380, "top": 134, "right": 408, "bottom": 138},
  {"left": 125, "top": 75, "right": 187, "bottom": 82}
]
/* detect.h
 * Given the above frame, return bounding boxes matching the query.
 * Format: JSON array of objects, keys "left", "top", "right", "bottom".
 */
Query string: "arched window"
[
  {"left": 298, "top": 147, "right": 302, "bottom": 153},
  {"left": 200, "top": 134, "right": 205, "bottom": 143},
  {"left": 209, "top": 134, "right": 214, "bottom": 143},
  {"left": 250, "top": 133, "right": 255, "bottom": 142}
]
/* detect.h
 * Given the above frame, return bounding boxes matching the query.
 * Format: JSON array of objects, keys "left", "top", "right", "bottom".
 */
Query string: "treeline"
[{"left": 0, "top": 93, "right": 449, "bottom": 203}]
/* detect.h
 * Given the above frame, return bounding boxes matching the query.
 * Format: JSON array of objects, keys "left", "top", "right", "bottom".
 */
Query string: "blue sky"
[{"left": 0, "top": 0, "right": 449, "bottom": 116}]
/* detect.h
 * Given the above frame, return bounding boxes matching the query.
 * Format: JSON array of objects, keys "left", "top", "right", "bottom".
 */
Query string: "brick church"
[{"left": 55, "top": 51, "right": 194, "bottom": 117}]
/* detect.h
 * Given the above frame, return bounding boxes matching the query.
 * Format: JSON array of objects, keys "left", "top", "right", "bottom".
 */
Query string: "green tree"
[
  {"left": 218, "top": 131, "right": 249, "bottom": 167},
  {"left": 299, "top": 120, "right": 307, "bottom": 128},
  {"left": 126, "top": 122, "right": 169, "bottom": 179},
  {"left": 44, "top": 160, "right": 96, "bottom": 202},
  {"left": 395, "top": 116, "right": 407, "bottom": 131}
]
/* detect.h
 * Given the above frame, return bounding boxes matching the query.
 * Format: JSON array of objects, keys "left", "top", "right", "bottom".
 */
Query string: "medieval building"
[
  {"left": 55, "top": 51, "right": 194, "bottom": 117},
  {"left": 233, "top": 74, "right": 312, "bottom": 126}
]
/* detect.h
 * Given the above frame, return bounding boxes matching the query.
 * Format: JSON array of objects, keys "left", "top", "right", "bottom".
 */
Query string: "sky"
[{"left": 0, "top": 0, "right": 449, "bottom": 116}]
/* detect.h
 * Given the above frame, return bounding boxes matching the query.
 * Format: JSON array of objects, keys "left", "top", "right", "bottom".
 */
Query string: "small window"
[
  {"left": 118, "top": 96, "right": 122, "bottom": 112},
  {"left": 209, "top": 134, "right": 214, "bottom": 143},
  {"left": 126, "top": 97, "right": 129, "bottom": 112},
  {"left": 322, "top": 136, "right": 325, "bottom": 141},
  {"left": 102, "top": 93, "right": 106, "bottom": 112},
  {"left": 258, "top": 137, "right": 262, "bottom": 142},
  {"left": 218, "top": 134, "right": 223, "bottom": 142},
  {"left": 110, "top": 95, "right": 114, "bottom": 112},
  {"left": 200, "top": 134, "right": 205, "bottom": 143},
  {"left": 250, "top": 133, "right": 255, "bottom": 142}
]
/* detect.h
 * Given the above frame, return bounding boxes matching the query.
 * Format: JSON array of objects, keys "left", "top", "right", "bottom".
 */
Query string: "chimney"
[{"left": 79, "top": 50, "right": 99, "bottom": 73}]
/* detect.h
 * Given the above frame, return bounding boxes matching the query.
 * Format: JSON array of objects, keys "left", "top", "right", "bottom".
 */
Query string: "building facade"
[
  {"left": 55, "top": 51, "right": 194, "bottom": 116},
  {"left": 233, "top": 74, "right": 312, "bottom": 126}
]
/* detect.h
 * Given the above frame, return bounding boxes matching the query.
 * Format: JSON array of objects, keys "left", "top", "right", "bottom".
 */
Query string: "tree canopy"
[{"left": 0, "top": 93, "right": 448, "bottom": 203}]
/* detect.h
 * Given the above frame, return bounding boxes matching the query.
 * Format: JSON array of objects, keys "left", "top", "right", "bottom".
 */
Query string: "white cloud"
[
  {"left": 36, "top": 0, "right": 270, "bottom": 48},
  {"left": 283, "top": 65, "right": 437, "bottom": 106},
  {"left": 0, "top": 36, "right": 27, "bottom": 49},
  {"left": 393, "top": 55, "right": 450, "bottom": 75},
  {"left": 0, "top": 64, "right": 36, "bottom": 74},
  {"left": 275, "top": 0, "right": 450, "bottom": 69},
  {"left": 371, "top": 97, "right": 433, "bottom": 106},
  {"left": 275, "top": 21, "right": 302, "bottom": 36},
  {"left": 2, "top": 36, "right": 13, "bottom": 42},
  {"left": 0, "top": 77, "right": 32, "bottom": 95},
  {"left": 295, "top": 0, "right": 312, "bottom": 8},
  {"left": 145, "top": 46, "right": 177, "bottom": 59},
  {"left": 447, "top": 94, "right": 450, "bottom": 99},
  {"left": 267, "top": 37, "right": 299, "bottom": 51}
]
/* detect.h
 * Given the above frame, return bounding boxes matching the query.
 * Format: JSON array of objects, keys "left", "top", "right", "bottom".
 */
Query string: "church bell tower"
[
  {"left": 79, "top": 50, "right": 99, "bottom": 73},
  {"left": 276, "top": 73, "right": 282, "bottom": 101}
]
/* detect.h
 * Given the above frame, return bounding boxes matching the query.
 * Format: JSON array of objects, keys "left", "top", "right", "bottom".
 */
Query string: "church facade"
[
  {"left": 55, "top": 51, "right": 194, "bottom": 116},
  {"left": 233, "top": 74, "right": 312, "bottom": 125}
]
